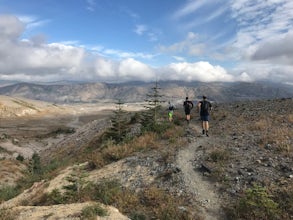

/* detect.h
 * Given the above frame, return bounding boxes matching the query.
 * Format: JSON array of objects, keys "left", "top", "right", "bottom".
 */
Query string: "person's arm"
[{"left": 197, "top": 102, "right": 201, "bottom": 112}]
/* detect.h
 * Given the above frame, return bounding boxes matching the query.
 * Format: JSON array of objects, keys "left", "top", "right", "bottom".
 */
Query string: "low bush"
[
  {"left": 208, "top": 149, "right": 230, "bottom": 163},
  {"left": 0, "top": 185, "right": 21, "bottom": 202},
  {"left": 227, "top": 184, "right": 281, "bottom": 220},
  {"left": 81, "top": 204, "right": 108, "bottom": 219}
]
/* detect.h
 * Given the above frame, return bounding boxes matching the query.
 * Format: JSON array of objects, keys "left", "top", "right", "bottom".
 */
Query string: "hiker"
[
  {"left": 197, "top": 96, "right": 212, "bottom": 136},
  {"left": 183, "top": 97, "right": 193, "bottom": 124},
  {"left": 167, "top": 101, "right": 175, "bottom": 122}
]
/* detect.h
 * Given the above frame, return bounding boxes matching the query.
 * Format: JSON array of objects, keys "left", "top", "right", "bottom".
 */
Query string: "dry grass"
[
  {"left": 115, "top": 186, "right": 196, "bottom": 219},
  {"left": 0, "top": 209, "right": 17, "bottom": 220},
  {"left": 0, "top": 160, "right": 26, "bottom": 187},
  {"left": 289, "top": 114, "right": 293, "bottom": 123},
  {"left": 251, "top": 119, "right": 271, "bottom": 130},
  {"left": 100, "top": 132, "right": 160, "bottom": 163}
]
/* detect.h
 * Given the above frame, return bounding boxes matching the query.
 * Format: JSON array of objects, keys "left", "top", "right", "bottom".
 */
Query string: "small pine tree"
[
  {"left": 29, "top": 153, "right": 43, "bottom": 175},
  {"left": 104, "top": 99, "right": 129, "bottom": 144},
  {"left": 141, "top": 81, "right": 164, "bottom": 131}
]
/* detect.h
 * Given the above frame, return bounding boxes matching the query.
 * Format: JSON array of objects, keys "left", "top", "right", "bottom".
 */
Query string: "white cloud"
[
  {"left": 229, "top": 0, "right": 293, "bottom": 58},
  {"left": 1, "top": 13, "right": 292, "bottom": 84},
  {"left": 86, "top": 0, "right": 96, "bottom": 11},
  {"left": 0, "top": 15, "right": 24, "bottom": 39},
  {"left": 161, "top": 61, "right": 235, "bottom": 82},
  {"left": 134, "top": 24, "right": 147, "bottom": 35},
  {"left": 118, "top": 58, "right": 155, "bottom": 81},
  {"left": 251, "top": 31, "right": 293, "bottom": 65},
  {"left": 17, "top": 15, "right": 50, "bottom": 30},
  {"left": 158, "top": 32, "right": 206, "bottom": 56},
  {"left": 172, "top": 56, "right": 186, "bottom": 62},
  {"left": 173, "top": 0, "right": 215, "bottom": 20},
  {"left": 102, "top": 48, "right": 155, "bottom": 60},
  {"left": 133, "top": 24, "right": 160, "bottom": 42},
  {"left": 93, "top": 58, "right": 117, "bottom": 79}
]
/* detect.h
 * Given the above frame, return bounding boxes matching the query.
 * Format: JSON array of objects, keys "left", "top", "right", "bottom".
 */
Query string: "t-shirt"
[
  {"left": 184, "top": 100, "right": 193, "bottom": 111},
  {"left": 199, "top": 100, "right": 211, "bottom": 115}
]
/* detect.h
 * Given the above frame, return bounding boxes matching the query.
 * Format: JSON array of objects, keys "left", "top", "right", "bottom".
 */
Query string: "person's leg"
[
  {"left": 205, "top": 121, "right": 209, "bottom": 131},
  {"left": 168, "top": 112, "right": 171, "bottom": 122},
  {"left": 186, "top": 109, "right": 191, "bottom": 123},
  {"left": 202, "top": 115, "right": 209, "bottom": 136},
  {"left": 204, "top": 118, "right": 209, "bottom": 136}
]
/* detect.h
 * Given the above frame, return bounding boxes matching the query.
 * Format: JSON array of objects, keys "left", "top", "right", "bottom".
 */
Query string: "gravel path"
[{"left": 176, "top": 123, "right": 225, "bottom": 220}]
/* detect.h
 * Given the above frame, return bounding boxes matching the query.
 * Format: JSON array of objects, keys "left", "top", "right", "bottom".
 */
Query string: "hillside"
[
  {"left": 0, "top": 81, "right": 292, "bottom": 103},
  {"left": 0, "top": 98, "right": 292, "bottom": 219}
]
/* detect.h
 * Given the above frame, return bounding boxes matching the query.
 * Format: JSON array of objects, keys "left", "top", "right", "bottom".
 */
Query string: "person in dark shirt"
[
  {"left": 197, "top": 96, "right": 212, "bottom": 136},
  {"left": 183, "top": 97, "right": 193, "bottom": 124}
]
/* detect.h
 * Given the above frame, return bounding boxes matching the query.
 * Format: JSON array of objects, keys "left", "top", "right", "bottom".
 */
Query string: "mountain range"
[{"left": 0, "top": 80, "right": 292, "bottom": 103}]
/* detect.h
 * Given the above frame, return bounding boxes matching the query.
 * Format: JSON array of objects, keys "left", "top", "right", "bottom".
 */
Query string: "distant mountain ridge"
[{"left": 0, "top": 81, "right": 291, "bottom": 103}]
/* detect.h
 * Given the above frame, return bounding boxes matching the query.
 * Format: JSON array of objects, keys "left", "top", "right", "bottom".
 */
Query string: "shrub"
[
  {"left": 0, "top": 185, "right": 20, "bottom": 202},
  {"left": 228, "top": 184, "right": 281, "bottom": 219},
  {"left": 16, "top": 154, "right": 24, "bottom": 162},
  {"left": 272, "top": 184, "right": 293, "bottom": 219},
  {"left": 208, "top": 149, "right": 230, "bottom": 163},
  {"left": 81, "top": 204, "right": 108, "bottom": 220},
  {"left": 91, "top": 179, "right": 121, "bottom": 205},
  {"left": 45, "top": 189, "right": 65, "bottom": 204}
]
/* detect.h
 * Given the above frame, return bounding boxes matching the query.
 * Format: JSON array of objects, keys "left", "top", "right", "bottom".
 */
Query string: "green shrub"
[
  {"left": 91, "top": 180, "right": 121, "bottom": 205},
  {"left": 129, "top": 212, "right": 147, "bottom": 220},
  {"left": 81, "top": 204, "right": 108, "bottom": 220},
  {"left": 46, "top": 189, "right": 65, "bottom": 204},
  {"left": 209, "top": 149, "right": 230, "bottom": 162},
  {"left": 0, "top": 185, "right": 20, "bottom": 202},
  {"left": 16, "top": 154, "right": 24, "bottom": 162},
  {"left": 228, "top": 184, "right": 281, "bottom": 219}
]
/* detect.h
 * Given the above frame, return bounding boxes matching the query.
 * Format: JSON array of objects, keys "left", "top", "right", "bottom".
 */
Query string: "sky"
[{"left": 0, "top": 0, "right": 293, "bottom": 84}]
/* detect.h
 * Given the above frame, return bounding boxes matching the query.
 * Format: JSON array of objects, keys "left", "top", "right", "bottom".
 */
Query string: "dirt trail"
[{"left": 177, "top": 123, "right": 225, "bottom": 220}]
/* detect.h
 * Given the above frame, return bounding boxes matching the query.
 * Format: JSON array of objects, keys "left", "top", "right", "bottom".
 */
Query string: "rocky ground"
[{"left": 0, "top": 97, "right": 292, "bottom": 219}]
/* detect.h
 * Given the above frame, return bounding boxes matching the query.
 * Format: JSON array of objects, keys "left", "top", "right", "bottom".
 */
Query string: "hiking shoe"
[
  {"left": 206, "top": 131, "right": 209, "bottom": 137},
  {"left": 202, "top": 130, "right": 205, "bottom": 135}
]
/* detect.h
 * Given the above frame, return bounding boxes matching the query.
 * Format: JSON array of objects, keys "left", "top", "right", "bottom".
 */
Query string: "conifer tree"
[
  {"left": 142, "top": 81, "right": 164, "bottom": 131},
  {"left": 105, "top": 99, "right": 129, "bottom": 144}
]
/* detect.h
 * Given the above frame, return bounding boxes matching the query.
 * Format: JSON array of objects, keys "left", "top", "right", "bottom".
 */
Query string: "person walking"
[
  {"left": 183, "top": 97, "right": 193, "bottom": 124},
  {"left": 168, "top": 101, "right": 175, "bottom": 122},
  {"left": 197, "top": 96, "right": 212, "bottom": 136}
]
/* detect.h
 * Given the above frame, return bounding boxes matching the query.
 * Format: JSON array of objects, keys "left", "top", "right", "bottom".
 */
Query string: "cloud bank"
[
  {"left": 0, "top": 15, "right": 240, "bottom": 83},
  {"left": 0, "top": 11, "right": 293, "bottom": 84}
]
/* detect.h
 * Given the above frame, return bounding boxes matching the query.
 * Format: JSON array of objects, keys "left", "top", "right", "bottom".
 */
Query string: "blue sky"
[{"left": 0, "top": 0, "right": 293, "bottom": 84}]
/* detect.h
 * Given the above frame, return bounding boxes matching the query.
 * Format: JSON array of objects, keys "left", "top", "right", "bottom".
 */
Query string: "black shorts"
[
  {"left": 185, "top": 109, "right": 191, "bottom": 115},
  {"left": 200, "top": 115, "right": 209, "bottom": 121}
]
